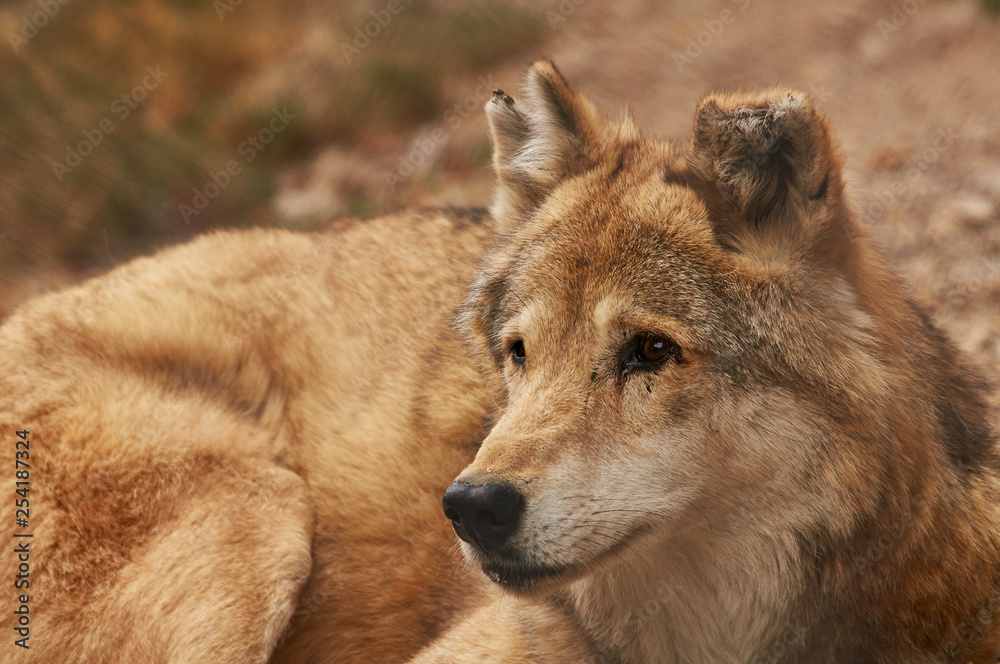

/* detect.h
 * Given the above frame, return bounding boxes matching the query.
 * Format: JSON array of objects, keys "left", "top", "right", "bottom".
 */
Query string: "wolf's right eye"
[{"left": 509, "top": 340, "right": 526, "bottom": 366}]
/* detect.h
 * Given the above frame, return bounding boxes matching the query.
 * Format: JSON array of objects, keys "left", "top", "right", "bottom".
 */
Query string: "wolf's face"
[{"left": 445, "top": 62, "right": 886, "bottom": 595}]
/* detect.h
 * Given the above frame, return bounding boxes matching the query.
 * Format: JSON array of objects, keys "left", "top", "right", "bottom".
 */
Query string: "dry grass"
[{"left": 0, "top": 0, "right": 542, "bottom": 312}]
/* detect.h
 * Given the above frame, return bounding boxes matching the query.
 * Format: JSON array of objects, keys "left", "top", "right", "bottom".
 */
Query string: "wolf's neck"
[{"left": 565, "top": 526, "right": 804, "bottom": 664}]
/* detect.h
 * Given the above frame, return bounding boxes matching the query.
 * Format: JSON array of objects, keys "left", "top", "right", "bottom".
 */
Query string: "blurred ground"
[{"left": 1, "top": 0, "right": 999, "bottom": 414}]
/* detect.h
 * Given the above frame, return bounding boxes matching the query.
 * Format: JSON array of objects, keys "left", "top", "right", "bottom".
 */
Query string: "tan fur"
[
  {"left": 0, "top": 212, "right": 494, "bottom": 663},
  {"left": 2, "top": 62, "right": 999, "bottom": 663}
]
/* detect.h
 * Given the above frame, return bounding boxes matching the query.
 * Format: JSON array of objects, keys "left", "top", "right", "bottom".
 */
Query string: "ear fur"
[
  {"left": 485, "top": 61, "right": 628, "bottom": 232},
  {"left": 688, "top": 88, "right": 841, "bottom": 238}
]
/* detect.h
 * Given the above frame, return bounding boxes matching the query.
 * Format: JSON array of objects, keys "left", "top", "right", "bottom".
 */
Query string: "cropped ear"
[
  {"left": 485, "top": 61, "right": 619, "bottom": 232},
  {"left": 687, "top": 88, "right": 843, "bottom": 242}
]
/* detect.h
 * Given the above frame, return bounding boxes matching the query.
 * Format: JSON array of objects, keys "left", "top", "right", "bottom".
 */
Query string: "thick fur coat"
[{"left": 1, "top": 62, "right": 998, "bottom": 663}]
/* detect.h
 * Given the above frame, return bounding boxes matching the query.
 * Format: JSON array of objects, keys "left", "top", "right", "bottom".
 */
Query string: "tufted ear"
[
  {"left": 687, "top": 88, "right": 844, "bottom": 245},
  {"left": 485, "top": 61, "right": 621, "bottom": 233}
]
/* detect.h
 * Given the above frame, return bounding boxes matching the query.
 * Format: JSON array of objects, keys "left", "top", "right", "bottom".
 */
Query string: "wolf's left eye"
[
  {"left": 638, "top": 335, "right": 674, "bottom": 363},
  {"left": 621, "top": 333, "right": 681, "bottom": 377}
]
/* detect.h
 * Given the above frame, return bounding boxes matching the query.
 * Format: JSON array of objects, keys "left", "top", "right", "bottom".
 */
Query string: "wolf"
[{"left": 1, "top": 61, "right": 998, "bottom": 664}]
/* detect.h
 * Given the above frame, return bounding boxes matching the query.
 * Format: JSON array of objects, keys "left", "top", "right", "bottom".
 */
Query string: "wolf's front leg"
[{"left": 408, "top": 599, "right": 602, "bottom": 663}]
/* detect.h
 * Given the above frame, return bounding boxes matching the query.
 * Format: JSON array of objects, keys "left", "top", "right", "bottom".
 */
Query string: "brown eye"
[
  {"left": 639, "top": 335, "right": 672, "bottom": 363},
  {"left": 621, "top": 333, "right": 680, "bottom": 378}
]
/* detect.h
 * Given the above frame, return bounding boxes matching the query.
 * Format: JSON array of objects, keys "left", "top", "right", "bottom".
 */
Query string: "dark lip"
[
  {"left": 476, "top": 522, "right": 656, "bottom": 593},
  {"left": 480, "top": 559, "right": 569, "bottom": 592}
]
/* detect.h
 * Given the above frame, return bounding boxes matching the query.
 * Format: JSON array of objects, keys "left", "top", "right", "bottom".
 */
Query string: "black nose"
[{"left": 442, "top": 480, "right": 524, "bottom": 553}]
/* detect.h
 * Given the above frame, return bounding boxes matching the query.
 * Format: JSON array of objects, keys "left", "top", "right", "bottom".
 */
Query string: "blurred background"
[{"left": 1, "top": 0, "right": 999, "bottom": 410}]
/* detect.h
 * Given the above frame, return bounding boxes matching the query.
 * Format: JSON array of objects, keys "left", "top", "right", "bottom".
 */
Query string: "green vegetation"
[{"left": 0, "top": 0, "right": 543, "bottom": 312}]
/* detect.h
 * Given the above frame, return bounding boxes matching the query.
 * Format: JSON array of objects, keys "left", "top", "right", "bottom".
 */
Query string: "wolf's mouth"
[
  {"left": 476, "top": 520, "right": 657, "bottom": 594},
  {"left": 480, "top": 559, "right": 569, "bottom": 592}
]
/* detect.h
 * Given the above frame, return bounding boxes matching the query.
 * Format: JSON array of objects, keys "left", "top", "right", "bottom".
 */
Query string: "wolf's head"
[{"left": 443, "top": 62, "right": 992, "bottom": 601}]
